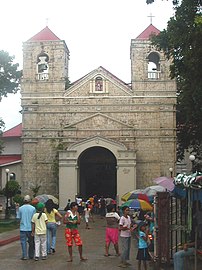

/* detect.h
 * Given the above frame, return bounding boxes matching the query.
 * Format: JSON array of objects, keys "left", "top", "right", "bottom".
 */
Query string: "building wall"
[{"left": 21, "top": 30, "right": 177, "bottom": 204}]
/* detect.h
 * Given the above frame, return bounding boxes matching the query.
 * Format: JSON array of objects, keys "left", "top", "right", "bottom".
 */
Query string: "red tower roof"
[
  {"left": 136, "top": 24, "right": 160, "bottom": 40},
  {"left": 28, "top": 26, "right": 61, "bottom": 41},
  {"left": 2, "top": 123, "right": 22, "bottom": 137}
]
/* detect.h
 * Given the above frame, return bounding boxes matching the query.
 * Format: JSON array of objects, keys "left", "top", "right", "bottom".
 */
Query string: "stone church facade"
[{"left": 21, "top": 25, "right": 176, "bottom": 207}]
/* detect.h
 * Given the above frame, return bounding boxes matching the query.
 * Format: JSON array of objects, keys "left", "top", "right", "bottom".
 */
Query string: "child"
[
  {"left": 84, "top": 203, "right": 91, "bottom": 229},
  {"left": 119, "top": 206, "right": 132, "bottom": 268},
  {"left": 136, "top": 221, "right": 151, "bottom": 270},
  {"left": 63, "top": 202, "right": 87, "bottom": 262},
  {"left": 31, "top": 202, "right": 48, "bottom": 261}
]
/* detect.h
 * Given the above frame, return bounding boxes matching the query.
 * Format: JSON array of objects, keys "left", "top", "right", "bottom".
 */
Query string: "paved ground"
[
  {"left": 2, "top": 215, "right": 202, "bottom": 270},
  {"left": 0, "top": 215, "right": 152, "bottom": 270}
]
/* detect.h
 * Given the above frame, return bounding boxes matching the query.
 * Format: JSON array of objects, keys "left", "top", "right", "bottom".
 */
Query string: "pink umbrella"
[{"left": 153, "top": 176, "right": 175, "bottom": 191}]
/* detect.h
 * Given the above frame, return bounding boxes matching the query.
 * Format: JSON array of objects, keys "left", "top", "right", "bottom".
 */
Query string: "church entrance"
[{"left": 78, "top": 146, "right": 117, "bottom": 199}]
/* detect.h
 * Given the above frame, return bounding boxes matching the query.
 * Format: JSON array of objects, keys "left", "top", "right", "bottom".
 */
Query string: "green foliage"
[
  {"left": 13, "top": 194, "right": 24, "bottom": 206},
  {"left": 30, "top": 184, "right": 41, "bottom": 197},
  {"left": 0, "top": 50, "right": 22, "bottom": 153},
  {"left": 151, "top": 0, "right": 202, "bottom": 168},
  {"left": 4, "top": 181, "right": 20, "bottom": 198},
  {"left": 0, "top": 50, "right": 22, "bottom": 98},
  {"left": 51, "top": 139, "right": 66, "bottom": 183},
  {"left": 65, "top": 77, "right": 71, "bottom": 90}
]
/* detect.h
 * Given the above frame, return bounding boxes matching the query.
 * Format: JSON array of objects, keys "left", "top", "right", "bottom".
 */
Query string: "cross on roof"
[{"left": 147, "top": 13, "right": 155, "bottom": 24}]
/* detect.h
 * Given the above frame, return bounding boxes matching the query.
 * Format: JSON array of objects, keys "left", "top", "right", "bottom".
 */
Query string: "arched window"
[
  {"left": 37, "top": 52, "right": 49, "bottom": 80},
  {"left": 147, "top": 52, "right": 160, "bottom": 79},
  {"left": 10, "top": 172, "right": 16, "bottom": 180}
]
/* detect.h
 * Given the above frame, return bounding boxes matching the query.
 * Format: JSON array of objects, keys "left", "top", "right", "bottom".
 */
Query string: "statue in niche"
[{"left": 95, "top": 77, "right": 103, "bottom": 91}]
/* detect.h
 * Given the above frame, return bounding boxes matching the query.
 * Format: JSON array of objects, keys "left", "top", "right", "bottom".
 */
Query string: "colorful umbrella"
[
  {"left": 120, "top": 199, "right": 153, "bottom": 211},
  {"left": 121, "top": 190, "right": 153, "bottom": 203},
  {"left": 153, "top": 176, "right": 175, "bottom": 191},
  {"left": 32, "top": 194, "right": 59, "bottom": 205}
]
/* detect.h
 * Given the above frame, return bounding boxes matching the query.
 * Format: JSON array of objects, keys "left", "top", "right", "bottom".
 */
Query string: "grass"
[{"left": 0, "top": 220, "right": 19, "bottom": 234}]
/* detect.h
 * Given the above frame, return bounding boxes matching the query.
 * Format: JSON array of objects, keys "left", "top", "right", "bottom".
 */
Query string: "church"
[{"left": 2, "top": 24, "right": 177, "bottom": 207}]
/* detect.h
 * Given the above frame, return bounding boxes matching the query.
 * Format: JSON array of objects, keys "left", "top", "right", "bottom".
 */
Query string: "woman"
[
  {"left": 44, "top": 199, "right": 62, "bottom": 254},
  {"left": 105, "top": 203, "right": 120, "bottom": 256}
]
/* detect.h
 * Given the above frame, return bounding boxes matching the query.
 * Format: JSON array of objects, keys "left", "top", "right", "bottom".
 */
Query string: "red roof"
[
  {"left": 0, "top": 155, "right": 21, "bottom": 166},
  {"left": 136, "top": 24, "right": 160, "bottom": 40},
  {"left": 28, "top": 26, "right": 61, "bottom": 41},
  {"left": 3, "top": 123, "right": 22, "bottom": 138}
]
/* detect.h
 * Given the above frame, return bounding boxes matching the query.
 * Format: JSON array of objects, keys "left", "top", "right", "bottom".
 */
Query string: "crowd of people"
[
  {"left": 17, "top": 193, "right": 199, "bottom": 270},
  {"left": 17, "top": 194, "right": 155, "bottom": 269}
]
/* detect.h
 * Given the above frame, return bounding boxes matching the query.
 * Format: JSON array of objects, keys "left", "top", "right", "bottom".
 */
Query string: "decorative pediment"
[
  {"left": 68, "top": 135, "right": 127, "bottom": 151},
  {"left": 64, "top": 66, "right": 132, "bottom": 97},
  {"left": 64, "top": 112, "right": 135, "bottom": 130}
]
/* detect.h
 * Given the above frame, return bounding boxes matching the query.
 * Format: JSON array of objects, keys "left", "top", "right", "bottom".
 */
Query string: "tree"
[
  {"left": 0, "top": 50, "right": 22, "bottom": 99},
  {"left": 0, "top": 50, "right": 22, "bottom": 153},
  {"left": 4, "top": 180, "right": 21, "bottom": 200},
  {"left": 151, "top": 0, "right": 202, "bottom": 168}
]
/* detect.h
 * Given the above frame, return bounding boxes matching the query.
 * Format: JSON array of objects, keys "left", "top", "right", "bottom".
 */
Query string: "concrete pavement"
[{"left": 0, "top": 215, "right": 145, "bottom": 270}]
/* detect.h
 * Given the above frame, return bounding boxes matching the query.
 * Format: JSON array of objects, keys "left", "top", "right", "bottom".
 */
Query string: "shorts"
[
  {"left": 65, "top": 228, "right": 83, "bottom": 247},
  {"left": 106, "top": 228, "right": 119, "bottom": 244}
]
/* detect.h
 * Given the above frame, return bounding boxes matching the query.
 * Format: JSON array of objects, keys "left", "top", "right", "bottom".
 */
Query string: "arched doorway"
[{"left": 78, "top": 146, "right": 117, "bottom": 199}]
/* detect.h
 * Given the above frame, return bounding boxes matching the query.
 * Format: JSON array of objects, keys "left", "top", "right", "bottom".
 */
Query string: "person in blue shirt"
[
  {"left": 18, "top": 195, "right": 36, "bottom": 260},
  {"left": 136, "top": 221, "right": 151, "bottom": 270}
]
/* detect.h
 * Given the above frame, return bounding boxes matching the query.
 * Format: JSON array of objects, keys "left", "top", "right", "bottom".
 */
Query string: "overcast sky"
[{"left": 0, "top": 0, "right": 175, "bottom": 131}]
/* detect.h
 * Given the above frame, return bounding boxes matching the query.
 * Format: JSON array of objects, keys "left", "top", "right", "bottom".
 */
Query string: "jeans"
[
  {"left": 20, "top": 231, "right": 35, "bottom": 259},
  {"left": 173, "top": 247, "right": 195, "bottom": 270},
  {"left": 47, "top": 222, "right": 57, "bottom": 253}
]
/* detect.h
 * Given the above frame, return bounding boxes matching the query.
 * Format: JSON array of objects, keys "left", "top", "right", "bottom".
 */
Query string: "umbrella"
[
  {"left": 120, "top": 199, "right": 153, "bottom": 211},
  {"left": 121, "top": 190, "right": 153, "bottom": 203},
  {"left": 143, "top": 185, "right": 166, "bottom": 196},
  {"left": 32, "top": 194, "right": 59, "bottom": 205},
  {"left": 153, "top": 176, "right": 175, "bottom": 191}
]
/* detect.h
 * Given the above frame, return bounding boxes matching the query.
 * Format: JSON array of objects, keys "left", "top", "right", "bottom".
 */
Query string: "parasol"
[
  {"left": 32, "top": 194, "right": 59, "bottom": 205},
  {"left": 120, "top": 199, "right": 153, "bottom": 211},
  {"left": 153, "top": 176, "right": 175, "bottom": 191},
  {"left": 121, "top": 190, "right": 153, "bottom": 203},
  {"left": 143, "top": 185, "right": 166, "bottom": 196}
]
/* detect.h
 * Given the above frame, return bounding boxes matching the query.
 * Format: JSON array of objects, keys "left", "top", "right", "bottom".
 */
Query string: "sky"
[{"left": 0, "top": 0, "right": 175, "bottom": 131}]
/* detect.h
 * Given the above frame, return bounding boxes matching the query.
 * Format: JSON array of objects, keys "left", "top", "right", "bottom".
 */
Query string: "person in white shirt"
[{"left": 119, "top": 206, "right": 132, "bottom": 268}]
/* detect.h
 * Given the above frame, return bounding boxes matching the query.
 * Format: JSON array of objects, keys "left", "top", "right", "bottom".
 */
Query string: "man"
[{"left": 18, "top": 195, "right": 36, "bottom": 260}]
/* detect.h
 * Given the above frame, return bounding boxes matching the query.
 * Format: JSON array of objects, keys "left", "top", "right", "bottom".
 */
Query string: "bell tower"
[
  {"left": 130, "top": 24, "right": 174, "bottom": 93},
  {"left": 130, "top": 24, "right": 177, "bottom": 183},
  {"left": 21, "top": 26, "right": 69, "bottom": 192},
  {"left": 22, "top": 26, "right": 69, "bottom": 98}
]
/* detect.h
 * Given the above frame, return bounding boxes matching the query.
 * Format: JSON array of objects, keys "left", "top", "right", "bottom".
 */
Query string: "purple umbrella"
[{"left": 153, "top": 176, "right": 175, "bottom": 191}]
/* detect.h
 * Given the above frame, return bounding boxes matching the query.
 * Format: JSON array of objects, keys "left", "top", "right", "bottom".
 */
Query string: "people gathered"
[{"left": 16, "top": 194, "right": 158, "bottom": 268}]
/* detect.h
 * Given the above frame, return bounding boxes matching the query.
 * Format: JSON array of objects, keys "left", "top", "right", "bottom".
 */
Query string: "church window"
[
  {"left": 147, "top": 52, "right": 160, "bottom": 79},
  {"left": 95, "top": 77, "right": 103, "bottom": 91},
  {"left": 37, "top": 52, "right": 49, "bottom": 80}
]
